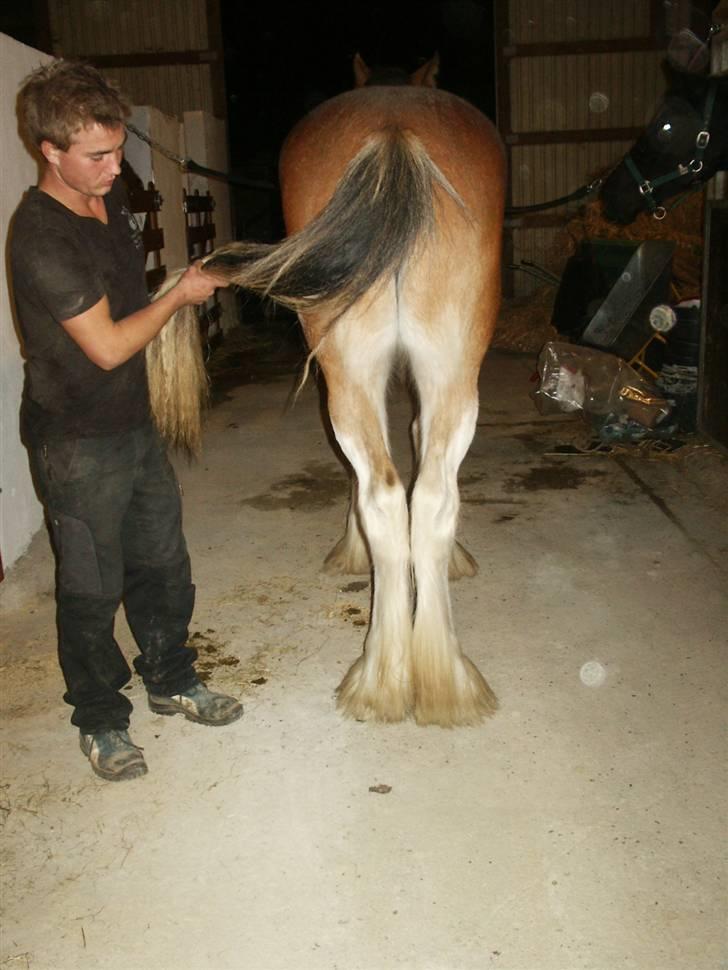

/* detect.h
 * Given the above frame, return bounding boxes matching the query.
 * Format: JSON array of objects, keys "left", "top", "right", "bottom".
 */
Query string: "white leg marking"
[
  {"left": 334, "top": 430, "right": 413, "bottom": 721},
  {"left": 323, "top": 478, "right": 371, "bottom": 576},
  {"left": 410, "top": 399, "right": 497, "bottom": 725}
]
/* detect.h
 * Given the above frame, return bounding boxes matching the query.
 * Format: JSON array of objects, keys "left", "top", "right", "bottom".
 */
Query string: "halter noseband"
[{"left": 624, "top": 80, "right": 717, "bottom": 219}]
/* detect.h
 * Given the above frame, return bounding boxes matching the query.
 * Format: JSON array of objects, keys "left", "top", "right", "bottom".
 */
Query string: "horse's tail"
[
  {"left": 204, "top": 128, "right": 465, "bottom": 320},
  {"left": 146, "top": 269, "right": 209, "bottom": 456},
  {"left": 146, "top": 128, "right": 465, "bottom": 453}
]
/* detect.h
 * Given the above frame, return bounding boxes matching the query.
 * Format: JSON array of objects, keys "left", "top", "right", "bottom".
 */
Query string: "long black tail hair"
[{"left": 203, "top": 127, "right": 463, "bottom": 320}]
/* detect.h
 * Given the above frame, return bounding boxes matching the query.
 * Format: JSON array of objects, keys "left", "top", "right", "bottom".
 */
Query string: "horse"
[
  {"left": 150, "top": 54, "right": 506, "bottom": 727},
  {"left": 600, "top": 64, "right": 728, "bottom": 225}
]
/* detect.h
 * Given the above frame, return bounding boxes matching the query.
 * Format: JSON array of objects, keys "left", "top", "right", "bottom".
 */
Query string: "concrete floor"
[{"left": 1, "top": 337, "right": 726, "bottom": 970}]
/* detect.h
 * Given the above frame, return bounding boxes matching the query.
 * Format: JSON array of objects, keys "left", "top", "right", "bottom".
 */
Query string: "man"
[{"left": 11, "top": 59, "right": 242, "bottom": 783}]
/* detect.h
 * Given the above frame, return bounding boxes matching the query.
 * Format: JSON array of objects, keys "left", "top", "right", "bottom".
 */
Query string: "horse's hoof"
[
  {"left": 448, "top": 541, "right": 478, "bottom": 580},
  {"left": 323, "top": 536, "right": 371, "bottom": 576}
]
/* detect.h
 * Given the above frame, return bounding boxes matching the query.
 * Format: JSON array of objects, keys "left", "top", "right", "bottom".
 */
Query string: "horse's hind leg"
[
  {"left": 408, "top": 371, "right": 498, "bottom": 727},
  {"left": 322, "top": 477, "right": 371, "bottom": 576},
  {"left": 319, "top": 341, "right": 413, "bottom": 722},
  {"left": 411, "top": 415, "right": 477, "bottom": 581}
]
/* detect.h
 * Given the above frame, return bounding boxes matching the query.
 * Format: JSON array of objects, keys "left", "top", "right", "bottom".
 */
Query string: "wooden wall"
[
  {"left": 496, "top": 0, "right": 674, "bottom": 297},
  {"left": 46, "top": 0, "right": 227, "bottom": 120}
]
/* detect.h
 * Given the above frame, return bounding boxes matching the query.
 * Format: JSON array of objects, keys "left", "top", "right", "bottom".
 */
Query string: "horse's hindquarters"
[
  {"left": 281, "top": 89, "right": 504, "bottom": 726},
  {"left": 283, "top": 86, "right": 505, "bottom": 725}
]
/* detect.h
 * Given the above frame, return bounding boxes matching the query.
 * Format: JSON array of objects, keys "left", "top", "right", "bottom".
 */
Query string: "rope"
[
  {"left": 126, "top": 123, "right": 278, "bottom": 192},
  {"left": 505, "top": 177, "right": 604, "bottom": 216},
  {"left": 128, "top": 122, "right": 609, "bottom": 214}
]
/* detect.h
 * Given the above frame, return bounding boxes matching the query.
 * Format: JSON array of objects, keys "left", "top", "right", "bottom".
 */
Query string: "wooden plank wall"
[
  {"left": 46, "top": 0, "right": 226, "bottom": 120},
  {"left": 495, "top": 0, "right": 669, "bottom": 297}
]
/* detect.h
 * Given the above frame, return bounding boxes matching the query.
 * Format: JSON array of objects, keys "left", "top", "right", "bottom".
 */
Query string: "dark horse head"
[
  {"left": 352, "top": 52, "right": 440, "bottom": 89},
  {"left": 601, "top": 65, "right": 728, "bottom": 225}
]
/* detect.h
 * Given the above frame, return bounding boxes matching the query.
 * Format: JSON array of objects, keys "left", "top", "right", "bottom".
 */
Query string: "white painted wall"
[
  {"left": 125, "top": 106, "right": 155, "bottom": 187},
  {"left": 183, "top": 110, "right": 235, "bottom": 333},
  {"left": 0, "top": 34, "right": 50, "bottom": 575},
  {"left": 184, "top": 110, "right": 233, "bottom": 244},
  {"left": 127, "top": 108, "right": 236, "bottom": 335}
]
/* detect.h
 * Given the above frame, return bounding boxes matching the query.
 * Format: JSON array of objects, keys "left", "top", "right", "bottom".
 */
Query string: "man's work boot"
[
  {"left": 79, "top": 729, "right": 148, "bottom": 782},
  {"left": 147, "top": 682, "right": 243, "bottom": 726}
]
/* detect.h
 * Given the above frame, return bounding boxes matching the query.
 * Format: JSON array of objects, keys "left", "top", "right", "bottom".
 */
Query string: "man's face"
[{"left": 43, "top": 123, "right": 126, "bottom": 198}]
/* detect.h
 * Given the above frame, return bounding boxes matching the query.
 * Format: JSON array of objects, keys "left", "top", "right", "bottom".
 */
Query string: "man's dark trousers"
[{"left": 29, "top": 423, "right": 199, "bottom": 732}]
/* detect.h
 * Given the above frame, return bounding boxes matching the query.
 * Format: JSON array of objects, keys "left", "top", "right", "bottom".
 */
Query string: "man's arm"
[{"left": 61, "top": 262, "right": 227, "bottom": 371}]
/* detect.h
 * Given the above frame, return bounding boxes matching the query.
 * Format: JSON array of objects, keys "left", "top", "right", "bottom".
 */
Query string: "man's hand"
[
  {"left": 61, "top": 262, "right": 230, "bottom": 370},
  {"left": 174, "top": 261, "right": 229, "bottom": 306}
]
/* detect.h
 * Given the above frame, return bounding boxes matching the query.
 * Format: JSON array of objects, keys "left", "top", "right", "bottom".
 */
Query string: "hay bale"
[
  {"left": 493, "top": 286, "right": 558, "bottom": 354},
  {"left": 559, "top": 192, "right": 705, "bottom": 302},
  {"left": 494, "top": 185, "right": 706, "bottom": 355}
]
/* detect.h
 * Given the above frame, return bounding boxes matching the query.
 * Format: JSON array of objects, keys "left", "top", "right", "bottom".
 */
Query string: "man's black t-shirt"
[{"left": 11, "top": 179, "right": 152, "bottom": 445}]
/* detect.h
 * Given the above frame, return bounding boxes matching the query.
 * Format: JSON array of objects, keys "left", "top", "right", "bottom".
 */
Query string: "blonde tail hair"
[{"left": 146, "top": 270, "right": 209, "bottom": 455}]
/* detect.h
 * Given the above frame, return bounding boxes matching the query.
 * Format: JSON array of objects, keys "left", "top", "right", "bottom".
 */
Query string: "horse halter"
[{"left": 624, "top": 80, "right": 717, "bottom": 219}]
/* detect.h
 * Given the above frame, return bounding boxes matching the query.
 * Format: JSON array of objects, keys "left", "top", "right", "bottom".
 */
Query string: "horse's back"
[{"left": 280, "top": 86, "right": 505, "bottom": 234}]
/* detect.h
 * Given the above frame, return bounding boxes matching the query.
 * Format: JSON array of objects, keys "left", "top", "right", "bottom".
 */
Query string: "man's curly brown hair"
[{"left": 18, "top": 59, "right": 130, "bottom": 151}]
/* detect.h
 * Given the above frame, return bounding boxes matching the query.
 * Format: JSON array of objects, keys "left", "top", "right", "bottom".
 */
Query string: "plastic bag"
[{"left": 533, "top": 342, "right": 671, "bottom": 428}]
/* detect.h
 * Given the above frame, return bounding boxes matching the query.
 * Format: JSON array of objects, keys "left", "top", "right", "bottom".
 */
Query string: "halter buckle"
[
  {"left": 696, "top": 130, "right": 710, "bottom": 149},
  {"left": 653, "top": 206, "right": 667, "bottom": 220},
  {"left": 638, "top": 180, "right": 653, "bottom": 196},
  {"left": 688, "top": 159, "right": 704, "bottom": 174}
]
